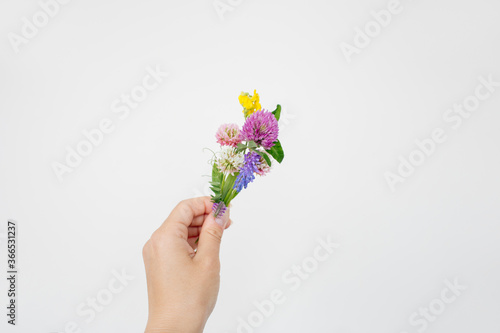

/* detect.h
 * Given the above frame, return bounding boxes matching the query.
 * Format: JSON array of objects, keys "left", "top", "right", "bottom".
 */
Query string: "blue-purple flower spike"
[
  {"left": 233, "top": 152, "right": 261, "bottom": 192},
  {"left": 212, "top": 201, "right": 227, "bottom": 218}
]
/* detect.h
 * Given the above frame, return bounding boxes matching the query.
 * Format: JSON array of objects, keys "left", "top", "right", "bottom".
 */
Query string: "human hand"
[{"left": 142, "top": 197, "right": 231, "bottom": 333}]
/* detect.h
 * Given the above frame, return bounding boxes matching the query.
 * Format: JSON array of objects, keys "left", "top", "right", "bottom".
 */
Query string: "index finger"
[{"left": 162, "top": 196, "right": 213, "bottom": 229}]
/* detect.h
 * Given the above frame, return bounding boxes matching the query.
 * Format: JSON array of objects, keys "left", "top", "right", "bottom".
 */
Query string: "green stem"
[{"left": 213, "top": 202, "right": 223, "bottom": 217}]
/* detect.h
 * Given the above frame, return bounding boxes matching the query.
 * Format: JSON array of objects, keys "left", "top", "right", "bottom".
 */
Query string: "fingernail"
[
  {"left": 215, "top": 216, "right": 226, "bottom": 228},
  {"left": 215, "top": 210, "right": 230, "bottom": 228}
]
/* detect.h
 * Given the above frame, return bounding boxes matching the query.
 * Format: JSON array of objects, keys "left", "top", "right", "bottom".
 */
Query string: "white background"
[{"left": 1, "top": 0, "right": 499, "bottom": 332}]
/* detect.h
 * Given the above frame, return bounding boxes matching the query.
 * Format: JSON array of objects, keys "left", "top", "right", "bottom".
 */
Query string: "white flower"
[{"left": 216, "top": 147, "right": 244, "bottom": 175}]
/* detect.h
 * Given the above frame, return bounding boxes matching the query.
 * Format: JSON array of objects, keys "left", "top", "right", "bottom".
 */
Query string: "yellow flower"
[{"left": 239, "top": 90, "right": 261, "bottom": 117}]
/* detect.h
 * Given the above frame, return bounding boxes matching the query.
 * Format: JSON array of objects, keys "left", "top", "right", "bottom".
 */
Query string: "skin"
[{"left": 142, "top": 197, "right": 231, "bottom": 333}]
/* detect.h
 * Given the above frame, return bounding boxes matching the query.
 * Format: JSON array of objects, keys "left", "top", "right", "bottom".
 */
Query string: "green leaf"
[
  {"left": 210, "top": 162, "right": 223, "bottom": 199},
  {"left": 211, "top": 162, "right": 220, "bottom": 179},
  {"left": 261, "top": 152, "right": 272, "bottom": 166},
  {"left": 236, "top": 143, "right": 247, "bottom": 153},
  {"left": 247, "top": 140, "right": 257, "bottom": 149},
  {"left": 272, "top": 104, "right": 281, "bottom": 121},
  {"left": 266, "top": 140, "right": 284, "bottom": 163},
  {"left": 221, "top": 173, "right": 238, "bottom": 203},
  {"left": 252, "top": 149, "right": 272, "bottom": 167}
]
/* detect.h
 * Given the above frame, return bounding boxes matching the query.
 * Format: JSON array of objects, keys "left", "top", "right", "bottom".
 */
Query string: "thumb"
[{"left": 196, "top": 210, "right": 230, "bottom": 262}]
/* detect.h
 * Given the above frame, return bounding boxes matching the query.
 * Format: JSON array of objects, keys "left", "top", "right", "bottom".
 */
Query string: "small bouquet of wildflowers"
[{"left": 208, "top": 90, "right": 285, "bottom": 219}]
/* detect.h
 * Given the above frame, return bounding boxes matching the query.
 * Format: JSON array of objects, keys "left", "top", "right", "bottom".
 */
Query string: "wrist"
[{"left": 146, "top": 318, "right": 205, "bottom": 333}]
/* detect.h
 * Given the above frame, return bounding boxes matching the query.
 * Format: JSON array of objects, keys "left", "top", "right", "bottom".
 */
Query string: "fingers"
[
  {"left": 188, "top": 226, "right": 202, "bottom": 238},
  {"left": 156, "top": 197, "right": 212, "bottom": 243},
  {"left": 187, "top": 221, "right": 231, "bottom": 238},
  {"left": 195, "top": 208, "right": 230, "bottom": 263},
  {"left": 188, "top": 215, "right": 233, "bottom": 239},
  {"left": 187, "top": 237, "right": 199, "bottom": 253},
  {"left": 186, "top": 219, "right": 232, "bottom": 252},
  {"left": 148, "top": 197, "right": 231, "bottom": 259},
  {"left": 163, "top": 197, "right": 213, "bottom": 229}
]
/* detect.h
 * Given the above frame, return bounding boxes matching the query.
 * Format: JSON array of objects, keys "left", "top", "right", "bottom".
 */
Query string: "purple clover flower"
[{"left": 240, "top": 110, "right": 279, "bottom": 150}]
